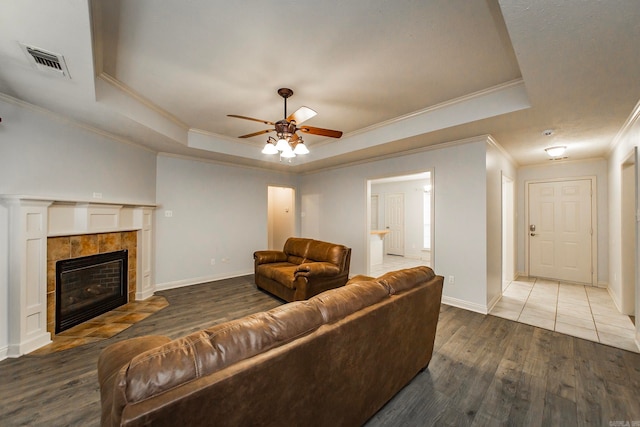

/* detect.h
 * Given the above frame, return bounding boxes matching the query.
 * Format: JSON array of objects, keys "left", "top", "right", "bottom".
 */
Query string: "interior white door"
[
  {"left": 267, "top": 186, "right": 295, "bottom": 250},
  {"left": 385, "top": 193, "right": 404, "bottom": 256},
  {"left": 528, "top": 180, "right": 592, "bottom": 283}
]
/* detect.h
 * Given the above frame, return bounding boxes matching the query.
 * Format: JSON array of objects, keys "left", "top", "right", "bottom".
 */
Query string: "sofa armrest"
[
  {"left": 295, "top": 262, "right": 341, "bottom": 278},
  {"left": 254, "top": 250, "right": 287, "bottom": 265},
  {"left": 98, "top": 335, "right": 171, "bottom": 427}
]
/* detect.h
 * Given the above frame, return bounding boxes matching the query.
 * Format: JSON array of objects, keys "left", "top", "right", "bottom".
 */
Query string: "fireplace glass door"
[{"left": 55, "top": 250, "right": 128, "bottom": 333}]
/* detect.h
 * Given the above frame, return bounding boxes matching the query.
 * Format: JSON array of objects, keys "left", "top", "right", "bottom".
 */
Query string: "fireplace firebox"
[{"left": 55, "top": 250, "right": 128, "bottom": 333}]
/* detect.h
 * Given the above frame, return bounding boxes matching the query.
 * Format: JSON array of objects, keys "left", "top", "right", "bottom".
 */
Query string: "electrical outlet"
[
  {"left": 92, "top": 192, "right": 102, "bottom": 199},
  {"left": 222, "top": 257, "right": 230, "bottom": 263},
  {"left": 210, "top": 258, "right": 216, "bottom": 265},
  {"left": 448, "top": 275, "right": 455, "bottom": 285},
  {"left": 164, "top": 210, "right": 173, "bottom": 217}
]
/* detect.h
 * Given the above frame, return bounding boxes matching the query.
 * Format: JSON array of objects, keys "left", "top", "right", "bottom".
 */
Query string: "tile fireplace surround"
[{"left": 1, "top": 196, "right": 155, "bottom": 358}]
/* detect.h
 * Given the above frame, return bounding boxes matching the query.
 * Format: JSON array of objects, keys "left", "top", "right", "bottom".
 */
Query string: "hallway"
[{"left": 490, "top": 277, "right": 638, "bottom": 353}]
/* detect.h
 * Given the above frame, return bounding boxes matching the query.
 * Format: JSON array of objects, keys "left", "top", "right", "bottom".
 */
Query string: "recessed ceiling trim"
[{"left": 296, "top": 80, "right": 531, "bottom": 164}]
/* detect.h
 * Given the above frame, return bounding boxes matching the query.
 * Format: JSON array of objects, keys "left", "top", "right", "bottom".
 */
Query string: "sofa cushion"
[
  {"left": 378, "top": 266, "right": 436, "bottom": 294},
  {"left": 304, "top": 240, "right": 348, "bottom": 266},
  {"left": 256, "top": 263, "right": 298, "bottom": 289},
  {"left": 283, "top": 237, "right": 311, "bottom": 261},
  {"left": 309, "top": 280, "right": 389, "bottom": 324},
  {"left": 122, "top": 301, "right": 324, "bottom": 403}
]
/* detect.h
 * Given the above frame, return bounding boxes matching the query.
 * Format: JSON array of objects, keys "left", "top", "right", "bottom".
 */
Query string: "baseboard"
[
  {"left": 0, "top": 344, "right": 7, "bottom": 361},
  {"left": 135, "top": 288, "right": 155, "bottom": 301},
  {"left": 6, "top": 332, "right": 51, "bottom": 358},
  {"left": 486, "top": 292, "right": 502, "bottom": 313},
  {"left": 607, "top": 286, "right": 624, "bottom": 313},
  {"left": 442, "top": 296, "right": 488, "bottom": 315},
  {"left": 155, "top": 269, "right": 253, "bottom": 292}
]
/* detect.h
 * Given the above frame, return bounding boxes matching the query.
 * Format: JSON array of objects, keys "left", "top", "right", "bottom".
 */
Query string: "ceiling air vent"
[{"left": 19, "top": 43, "right": 71, "bottom": 79}]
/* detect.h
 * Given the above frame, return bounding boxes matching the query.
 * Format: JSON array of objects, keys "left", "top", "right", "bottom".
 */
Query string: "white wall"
[
  {"left": 0, "top": 96, "right": 157, "bottom": 359},
  {"left": 486, "top": 140, "right": 517, "bottom": 308},
  {"left": 516, "top": 158, "right": 609, "bottom": 284},
  {"left": 0, "top": 97, "right": 157, "bottom": 204},
  {"left": 154, "top": 155, "right": 297, "bottom": 288},
  {"left": 300, "top": 138, "right": 490, "bottom": 313},
  {"left": 607, "top": 100, "right": 640, "bottom": 345},
  {"left": 371, "top": 179, "right": 428, "bottom": 260}
]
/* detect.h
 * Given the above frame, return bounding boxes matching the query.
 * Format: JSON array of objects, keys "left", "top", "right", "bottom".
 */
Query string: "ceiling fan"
[{"left": 227, "top": 88, "right": 343, "bottom": 157}]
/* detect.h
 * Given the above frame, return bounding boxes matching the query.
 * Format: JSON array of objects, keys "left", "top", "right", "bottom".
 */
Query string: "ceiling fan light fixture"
[
  {"left": 293, "top": 140, "right": 309, "bottom": 155},
  {"left": 280, "top": 146, "right": 296, "bottom": 158},
  {"left": 262, "top": 139, "right": 279, "bottom": 154},
  {"left": 545, "top": 146, "right": 566, "bottom": 157},
  {"left": 275, "top": 137, "right": 289, "bottom": 151}
]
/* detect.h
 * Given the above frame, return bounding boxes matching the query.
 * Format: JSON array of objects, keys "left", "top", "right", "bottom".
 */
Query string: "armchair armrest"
[
  {"left": 254, "top": 250, "right": 287, "bottom": 265},
  {"left": 295, "top": 262, "right": 341, "bottom": 278}
]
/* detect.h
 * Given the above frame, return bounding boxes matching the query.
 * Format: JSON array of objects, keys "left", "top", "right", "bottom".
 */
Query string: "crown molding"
[
  {"left": 609, "top": 97, "right": 640, "bottom": 156},
  {"left": 299, "top": 135, "right": 491, "bottom": 176},
  {"left": 0, "top": 92, "right": 156, "bottom": 153},
  {"left": 97, "top": 73, "right": 190, "bottom": 130}
]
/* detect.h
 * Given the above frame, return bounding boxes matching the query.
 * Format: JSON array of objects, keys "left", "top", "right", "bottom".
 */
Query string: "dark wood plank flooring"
[{"left": 1, "top": 275, "right": 639, "bottom": 426}]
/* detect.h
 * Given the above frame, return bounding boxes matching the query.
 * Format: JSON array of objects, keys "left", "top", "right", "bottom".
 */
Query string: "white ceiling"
[{"left": 1, "top": 0, "right": 639, "bottom": 173}]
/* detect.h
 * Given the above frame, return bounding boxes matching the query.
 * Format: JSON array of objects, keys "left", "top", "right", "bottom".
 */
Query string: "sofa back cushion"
[
  {"left": 310, "top": 280, "right": 389, "bottom": 323},
  {"left": 283, "top": 237, "right": 311, "bottom": 264},
  {"left": 304, "top": 240, "right": 349, "bottom": 269},
  {"left": 378, "top": 266, "right": 436, "bottom": 294},
  {"left": 121, "top": 301, "right": 324, "bottom": 404}
]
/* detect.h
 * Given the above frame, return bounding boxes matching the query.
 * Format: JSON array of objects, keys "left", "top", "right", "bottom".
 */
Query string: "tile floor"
[
  {"left": 369, "top": 255, "right": 431, "bottom": 277},
  {"left": 490, "top": 277, "right": 639, "bottom": 353},
  {"left": 30, "top": 295, "right": 169, "bottom": 355}
]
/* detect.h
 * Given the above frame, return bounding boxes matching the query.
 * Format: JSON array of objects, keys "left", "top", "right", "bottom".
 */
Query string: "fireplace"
[{"left": 55, "top": 250, "right": 128, "bottom": 333}]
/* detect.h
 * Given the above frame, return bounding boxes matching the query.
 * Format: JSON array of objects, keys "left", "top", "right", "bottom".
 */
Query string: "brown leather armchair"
[{"left": 254, "top": 237, "right": 351, "bottom": 301}]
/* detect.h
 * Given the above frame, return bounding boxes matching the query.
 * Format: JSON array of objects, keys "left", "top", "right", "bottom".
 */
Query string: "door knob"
[{"left": 530, "top": 233, "right": 536, "bottom": 236}]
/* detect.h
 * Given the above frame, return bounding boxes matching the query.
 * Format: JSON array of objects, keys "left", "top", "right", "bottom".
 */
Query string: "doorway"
[
  {"left": 267, "top": 186, "right": 295, "bottom": 250},
  {"left": 621, "top": 149, "right": 637, "bottom": 315},
  {"left": 502, "top": 174, "right": 515, "bottom": 291},
  {"left": 526, "top": 178, "right": 596, "bottom": 285},
  {"left": 367, "top": 171, "right": 433, "bottom": 276}
]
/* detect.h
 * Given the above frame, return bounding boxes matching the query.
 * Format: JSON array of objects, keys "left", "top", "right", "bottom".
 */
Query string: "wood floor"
[{"left": 1, "top": 275, "right": 639, "bottom": 426}]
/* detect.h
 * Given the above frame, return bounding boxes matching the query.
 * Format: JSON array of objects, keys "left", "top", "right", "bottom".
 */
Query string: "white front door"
[
  {"left": 385, "top": 193, "right": 404, "bottom": 256},
  {"left": 528, "top": 179, "right": 592, "bottom": 284}
]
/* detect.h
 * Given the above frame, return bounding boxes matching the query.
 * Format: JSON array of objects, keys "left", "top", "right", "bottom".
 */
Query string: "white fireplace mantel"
[{"left": 1, "top": 195, "right": 156, "bottom": 358}]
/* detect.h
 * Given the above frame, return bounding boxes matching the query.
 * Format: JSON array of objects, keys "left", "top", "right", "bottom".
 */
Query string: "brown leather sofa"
[
  {"left": 97, "top": 266, "right": 444, "bottom": 427},
  {"left": 253, "top": 237, "right": 351, "bottom": 301}
]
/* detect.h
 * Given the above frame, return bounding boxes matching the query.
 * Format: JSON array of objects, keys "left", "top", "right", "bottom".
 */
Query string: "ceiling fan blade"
[
  {"left": 287, "top": 106, "right": 317, "bottom": 125},
  {"left": 238, "top": 129, "right": 273, "bottom": 138},
  {"left": 227, "top": 115, "right": 275, "bottom": 126},
  {"left": 289, "top": 133, "right": 300, "bottom": 143},
  {"left": 298, "top": 126, "right": 343, "bottom": 138}
]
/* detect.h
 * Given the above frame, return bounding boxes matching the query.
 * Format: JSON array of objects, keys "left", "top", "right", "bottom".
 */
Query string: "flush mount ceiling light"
[
  {"left": 545, "top": 146, "right": 567, "bottom": 157},
  {"left": 228, "top": 88, "right": 343, "bottom": 160}
]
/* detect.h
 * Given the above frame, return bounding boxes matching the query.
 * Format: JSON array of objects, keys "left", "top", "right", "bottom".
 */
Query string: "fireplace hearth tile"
[
  {"left": 87, "top": 323, "right": 132, "bottom": 338},
  {"left": 29, "top": 295, "right": 168, "bottom": 355}
]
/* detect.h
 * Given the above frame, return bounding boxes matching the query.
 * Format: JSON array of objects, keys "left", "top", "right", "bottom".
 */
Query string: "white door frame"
[
  {"left": 524, "top": 176, "right": 598, "bottom": 285},
  {"left": 366, "top": 170, "right": 434, "bottom": 275},
  {"left": 621, "top": 148, "right": 637, "bottom": 315},
  {"left": 502, "top": 173, "right": 515, "bottom": 289}
]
